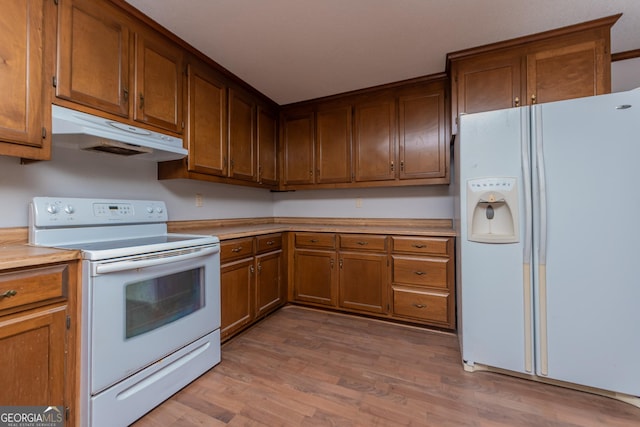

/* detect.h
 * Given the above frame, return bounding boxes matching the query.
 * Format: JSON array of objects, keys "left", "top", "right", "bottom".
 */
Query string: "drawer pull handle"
[
  {"left": 310, "top": 239, "right": 319, "bottom": 243},
  {"left": 412, "top": 244, "right": 426, "bottom": 248},
  {"left": 266, "top": 240, "right": 274, "bottom": 245},
  {"left": 414, "top": 271, "right": 425, "bottom": 276},
  {"left": 231, "top": 247, "right": 243, "bottom": 253},
  {"left": 357, "top": 241, "right": 368, "bottom": 246},
  {"left": 1, "top": 290, "right": 17, "bottom": 299},
  {"left": 413, "top": 303, "right": 426, "bottom": 309}
]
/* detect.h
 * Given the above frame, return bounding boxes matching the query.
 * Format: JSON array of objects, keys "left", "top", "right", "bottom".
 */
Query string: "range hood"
[{"left": 51, "top": 105, "right": 187, "bottom": 161}]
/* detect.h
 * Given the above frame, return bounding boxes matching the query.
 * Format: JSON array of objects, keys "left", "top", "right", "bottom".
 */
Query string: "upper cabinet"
[
  {"left": 280, "top": 76, "right": 449, "bottom": 190},
  {"left": 448, "top": 14, "right": 619, "bottom": 134},
  {"left": 133, "top": 29, "right": 183, "bottom": 133},
  {"left": 0, "top": 0, "right": 55, "bottom": 160},
  {"left": 158, "top": 54, "right": 279, "bottom": 189},
  {"left": 56, "top": 0, "right": 183, "bottom": 134},
  {"left": 56, "top": 0, "right": 130, "bottom": 117}
]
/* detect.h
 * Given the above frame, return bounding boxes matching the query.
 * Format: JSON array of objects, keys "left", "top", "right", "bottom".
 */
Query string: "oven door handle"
[{"left": 95, "top": 246, "right": 219, "bottom": 274}]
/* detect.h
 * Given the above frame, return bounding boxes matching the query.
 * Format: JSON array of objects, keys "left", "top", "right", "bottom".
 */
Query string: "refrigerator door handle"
[
  {"left": 520, "top": 108, "right": 533, "bottom": 372},
  {"left": 534, "top": 105, "right": 549, "bottom": 376},
  {"left": 520, "top": 108, "right": 534, "bottom": 373}
]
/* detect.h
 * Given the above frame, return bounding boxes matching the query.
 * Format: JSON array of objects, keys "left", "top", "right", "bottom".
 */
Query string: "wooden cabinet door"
[
  {"left": 133, "top": 30, "right": 183, "bottom": 133},
  {"left": 257, "top": 106, "right": 278, "bottom": 186},
  {"left": 315, "top": 105, "right": 352, "bottom": 184},
  {"left": 452, "top": 52, "right": 522, "bottom": 133},
  {"left": 354, "top": 97, "right": 396, "bottom": 181},
  {"left": 0, "top": 305, "right": 66, "bottom": 406},
  {"left": 293, "top": 250, "right": 337, "bottom": 306},
  {"left": 282, "top": 111, "right": 315, "bottom": 185},
  {"left": 0, "top": 0, "right": 52, "bottom": 159},
  {"left": 186, "top": 60, "right": 227, "bottom": 176},
  {"left": 527, "top": 40, "right": 608, "bottom": 105},
  {"left": 221, "top": 258, "right": 254, "bottom": 340},
  {"left": 229, "top": 88, "right": 256, "bottom": 181},
  {"left": 57, "top": 0, "right": 130, "bottom": 117},
  {"left": 339, "top": 252, "right": 387, "bottom": 314},
  {"left": 398, "top": 85, "right": 447, "bottom": 180},
  {"left": 255, "top": 251, "right": 282, "bottom": 317}
]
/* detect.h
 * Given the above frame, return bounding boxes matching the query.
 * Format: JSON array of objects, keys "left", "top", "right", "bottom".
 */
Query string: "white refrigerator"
[{"left": 454, "top": 88, "right": 640, "bottom": 405}]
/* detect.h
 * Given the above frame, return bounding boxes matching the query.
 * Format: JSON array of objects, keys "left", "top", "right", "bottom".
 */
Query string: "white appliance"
[
  {"left": 454, "top": 88, "right": 640, "bottom": 407},
  {"left": 29, "top": 197, "right": 221, "bottom": 426},
  {"left": 51, "top": 105, "right": 187, "bottom": 161}
]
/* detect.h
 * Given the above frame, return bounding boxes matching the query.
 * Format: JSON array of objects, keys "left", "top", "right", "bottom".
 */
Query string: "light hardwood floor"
[{"left": 132, "top": 306, "right": 640, "bottom": 426}]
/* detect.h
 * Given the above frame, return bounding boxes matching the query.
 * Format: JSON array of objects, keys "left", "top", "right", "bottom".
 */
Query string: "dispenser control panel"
[{"left": 468, "top": 177, "right": 516, "bottom": 192}]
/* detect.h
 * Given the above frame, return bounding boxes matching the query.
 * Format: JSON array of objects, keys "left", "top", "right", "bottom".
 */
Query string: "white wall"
[
  {"left": 0, "top": 146, "right": 274, "bottom": 227},
  {"left": 273, "top": 186, "right": 452, "bottom": 218},
  {"left": 612, "top": 57, "right": 640, "bottom": 92}
]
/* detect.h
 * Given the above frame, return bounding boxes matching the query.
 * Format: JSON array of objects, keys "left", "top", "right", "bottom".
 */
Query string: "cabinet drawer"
[
  {"left": 0, "top": 265, "right": 68, "bottom": 312},
  {"left": 221, "top": 237, "right": 254, "bottom": 262},
  {"left": 256, "top": 233, "right": 282, "bottom": 254},
  {"left": 392, "top": 256, "right": 449, "bottom": 289},
  {"left": 339, "top": 234, "right": 387, "bottom": 252},
  {"left": 295, "top": 232, "right": 336, "bottom": 249},
  {"left": 391, "top": 236, "right": 450, "bottom": 256},
  {"left": 393, "top": 286, "right": 449, "bottom": 324}
]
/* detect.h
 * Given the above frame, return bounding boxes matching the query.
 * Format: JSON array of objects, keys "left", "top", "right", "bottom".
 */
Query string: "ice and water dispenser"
[{"left": 466, "top": 177, "right": 519, "bottom": 243}]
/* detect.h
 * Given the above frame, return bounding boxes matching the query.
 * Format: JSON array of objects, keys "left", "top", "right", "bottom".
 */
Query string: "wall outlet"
[
  {"left": 195, "top": 193, "right": 203, "bottom": 207},
  {"left": 355, "top": 198, "right": 362, "bottom": 208}
]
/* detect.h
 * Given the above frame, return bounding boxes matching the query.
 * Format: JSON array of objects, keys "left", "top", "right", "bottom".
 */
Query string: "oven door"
[{"left": 88, "top": 244, "right": 220, "bottom": 394}]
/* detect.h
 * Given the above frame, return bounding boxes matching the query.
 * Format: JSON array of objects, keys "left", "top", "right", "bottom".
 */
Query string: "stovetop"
[{"left": 29, "top": 197, "right": 219, "bottom": 260}]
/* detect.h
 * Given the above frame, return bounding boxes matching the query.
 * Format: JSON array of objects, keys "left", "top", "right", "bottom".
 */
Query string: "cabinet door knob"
[
  {"left": 413, "top": 303, "right": 426, "bottom": 309},
  {"left": 357, "top": 241, "right": 368, "bottom": 246},
  {"left": 414, "top": 271, "right": 425, "bottom": 276},
  {"left": 231, "top": 246, "right": 243, "bottom": 253},
  {"left": 514, "top": 97, "right": 520, "bottom": 107},
  {"left": 266, "top": 240, "right": 274, "bottom": 246},
  {"left": 390, "top": 161, "right": 395, "bottom": 172},
  {"left": 123, "top": 87, "right": 129, "bottom": 101},
  {"left": 1, "top": 290, "right": 17, "bottom": 298},
  {"left": 139, "top": 93, "right": 144, "bottom": 109},
  {"left": 250, "top": 265, "right": 255, "bottom": 274},
  {"left": 531, "top": 94, "right": 537, "bottom": 104}
]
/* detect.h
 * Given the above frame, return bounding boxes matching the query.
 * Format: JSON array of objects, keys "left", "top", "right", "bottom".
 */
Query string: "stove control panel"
[{"left": 30, "top": 197, "right": 169, "bottom": 227}]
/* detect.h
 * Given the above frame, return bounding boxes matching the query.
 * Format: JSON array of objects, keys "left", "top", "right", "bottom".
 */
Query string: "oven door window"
[{"left": 125, "top": 268, "right": 204, "bottom": 339}]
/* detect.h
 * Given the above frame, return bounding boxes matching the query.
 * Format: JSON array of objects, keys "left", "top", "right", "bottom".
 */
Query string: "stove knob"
[
  {"left": 47, "top": 204, "right": 58, "bottom": 214},
  {"left": 155, "top": 206, "right": 163, "bottom": 214},
  {"left": 146, "top": 206, "right": 154, "bottom": 214},
  {"left": 64, "top": 205, "right": 75, "bottom": 214}
]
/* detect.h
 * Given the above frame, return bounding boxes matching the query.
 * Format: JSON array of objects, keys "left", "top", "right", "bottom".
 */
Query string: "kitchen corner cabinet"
[
  {"left": 0, "top": 261, "right": 78, "bottom": 424},
  {"left": 449, "top": 14, "right": 618, "bottom": 134},
  {"left": 0, "top": 0, "right": 55, "bottom": 160},
  {"left": 280, "top": 76, "right": 449, "bottom": 189},
  {"left": 57, "top": 0, "right": 183, "bottom": 133},
  {"left": 220, "top": 234, "right": 283, "bottom": 341}
]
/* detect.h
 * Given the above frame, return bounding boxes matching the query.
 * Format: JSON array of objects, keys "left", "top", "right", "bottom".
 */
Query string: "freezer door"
[
  {"left": 457, "top": 107, "right": 534, "bottom": 374},
  {"left": 533, "top": 89, "right": 640, "bottom": 396}
]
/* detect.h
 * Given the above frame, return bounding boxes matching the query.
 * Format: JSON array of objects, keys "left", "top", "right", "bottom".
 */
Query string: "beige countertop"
[
  {"left": 0, "top": 217, "right": 454, "bottom": 269},
  {"left": 168, "top": 217, "right": 456, "bottom": 240}
]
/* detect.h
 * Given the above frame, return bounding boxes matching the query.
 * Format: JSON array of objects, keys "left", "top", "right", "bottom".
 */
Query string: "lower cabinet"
[
  {"left": 291, "top": 232, "right": 455, "bottom": 330},
  {"left": 220, "top": 234, "right": 284, "bottom": 341},
  {"left": 0, "top": 261, "right": 78, "bottom": 423}
]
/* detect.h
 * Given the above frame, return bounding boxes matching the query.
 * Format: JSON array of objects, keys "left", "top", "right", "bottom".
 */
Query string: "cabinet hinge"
[
  {"left": 181, "top": 121, "right": 185, "bottom": 129},
  {"left": 42, "top": 127, "right": 47, "bottom": 139},
  {"left": 66, "top": 315, "right": 71, "bottom": 330},
  {"left": 52, "top": 76, "right": 57, "bottom": 87},
  {"left": 454, "top": 74, "right": 458, "bottom": 83},
  {"left": 53, "top": 0, "right": 59, "bottom": 5},
  {"left": 65, "top": 407, "right": 69, "bottom": 421}
]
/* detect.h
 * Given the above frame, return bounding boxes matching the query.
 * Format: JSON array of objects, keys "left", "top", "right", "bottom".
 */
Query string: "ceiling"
[{"left": 124, "top": 0, "right": 640, "bottom": 105}]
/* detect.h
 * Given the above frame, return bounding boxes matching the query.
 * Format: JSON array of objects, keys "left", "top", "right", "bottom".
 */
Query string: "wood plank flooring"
[{"left": 132, "top": 306, "right": 640, "bottom": 426}]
